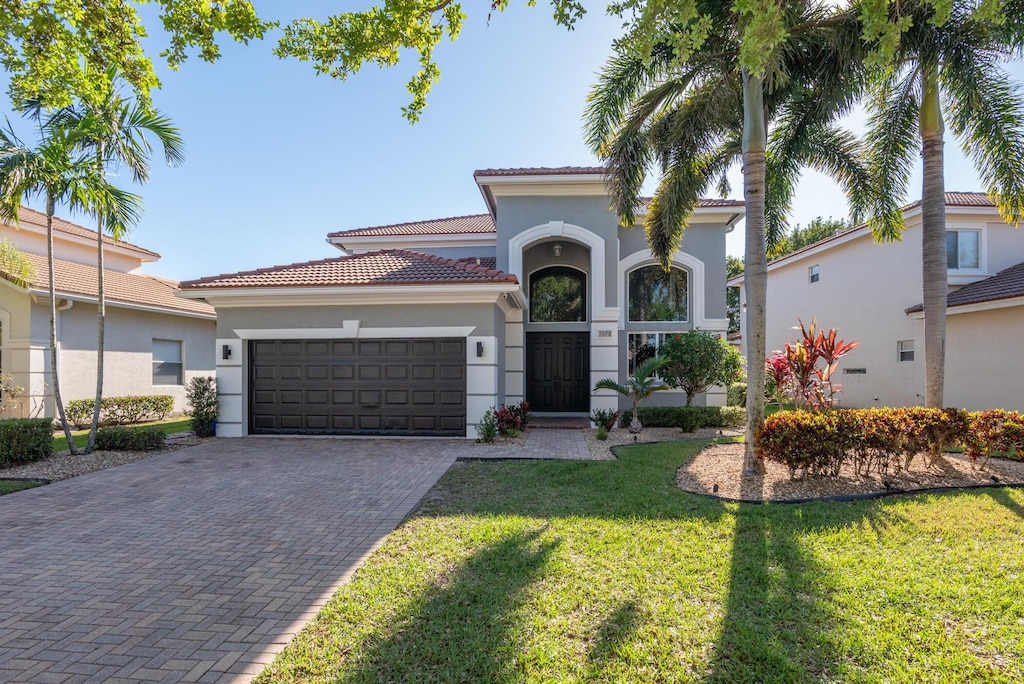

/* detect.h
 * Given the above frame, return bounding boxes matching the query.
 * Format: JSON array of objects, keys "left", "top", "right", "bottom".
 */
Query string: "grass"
[
  {"left": 256, "top": 440, "right": 1024, "bottom": 683},
  {"left": 52, "top": 417, "right": 191, "bottom": 452},
  {"left": 0, "top": 479, "right": 44, "bottom": 495}
]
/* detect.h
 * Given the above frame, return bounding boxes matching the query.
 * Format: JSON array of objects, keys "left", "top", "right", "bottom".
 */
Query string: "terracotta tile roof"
[
  {"left": 639, "top": 196, "right": 745, "bottom": 209},
  {"left": 906, "top": 260, "right": 1024, "bottom": 313},
  {"left": 905, "top": 192, "right": 996, "bottom": 210},
  {"left": 329, "top": 214, "right": 495, "bottom": 238},
  {"left": 6, "top": 206, "right": 161, "bottom": 258},
  {"left": 6, "top": 252, "right": 215, "bottom": 317},
  {"left": 473, "top": 166, "right": 606, "bottom": 177},
  {"left": 180, "top": 249, "right": 519, "bottom": 289},
  {"left": 459, "top": 256, "right": 497, "bottom": 270}
]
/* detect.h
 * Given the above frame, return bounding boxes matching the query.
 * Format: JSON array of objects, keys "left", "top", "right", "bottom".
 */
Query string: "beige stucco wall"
[
  {"left": 944, "top": 306, "right": 1024, "bottom": 412},
  {"left": 741, "top": 208, "right": 1024, "bottom": 410},
  {"left": 1, "top": 222, "right": 146, "bottom": 273}
]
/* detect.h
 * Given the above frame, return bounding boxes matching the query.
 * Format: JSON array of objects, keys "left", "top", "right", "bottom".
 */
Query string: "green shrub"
[
  {"left": 619, "top": 406, "right": 745, "bottom": 432},
  {"left": 0, "top": 418, "right": 52, "bottom": 466},
  {"left": 727, "top": 382, "right": 747, "bottom": 407},
  {"left": 65, "top": 395, "right": 176, "bottom": 429},
  {"left": 65, "top": 399, "right": 94, "bottom": 429},
  {"left": 476, "top": 408, "right": 498, "bottom": 443},
  {"left": 96, "top": 426, "right": 166, "bottom": 451},
  {"left": 591, "top": 408, "right": 621, "bottom": 430},
  {"left": 596, "top": 425, "right": 608, "bottom": 441},
  {"left": 186, "top": 377, "right": 218, "bottom": 437},
  {"left": 756, "top": 407, "right": 974, "bottom": 478}
]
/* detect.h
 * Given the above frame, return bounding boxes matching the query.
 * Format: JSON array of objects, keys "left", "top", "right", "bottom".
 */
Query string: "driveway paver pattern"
[{"left": 0, "top": 437, "right": 456, "bottom": 683}]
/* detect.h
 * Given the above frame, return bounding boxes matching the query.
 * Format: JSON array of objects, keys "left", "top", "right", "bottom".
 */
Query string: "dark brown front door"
[
  {"left": 525, "top": 332, "right": 590, "bottom": 412},
  {"left": 249, "top": 338, "right": 466, "bottom": 436}
]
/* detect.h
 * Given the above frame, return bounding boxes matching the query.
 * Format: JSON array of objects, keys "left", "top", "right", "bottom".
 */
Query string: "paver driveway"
[{"left": 0, "top": 438, "right": 457, "bottom": 683}]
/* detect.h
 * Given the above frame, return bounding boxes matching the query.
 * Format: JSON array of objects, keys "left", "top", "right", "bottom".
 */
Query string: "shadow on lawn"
[
  {"left": 345, "top": 527, "right": 559, "bottom": 682},
  {"left": 986, "top": 486, "right": 1024, "bottom": 519}
]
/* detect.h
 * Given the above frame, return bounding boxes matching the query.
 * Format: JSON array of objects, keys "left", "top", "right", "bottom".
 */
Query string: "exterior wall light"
[
  {"left": 553, "top": 243, "right": 561, "bottom": 257},
  {"left": 222, "top": 344, "right": 232, "bottom": 360},
  {"left": 476, "top": 341, "right": 484, "bottom": 357}
]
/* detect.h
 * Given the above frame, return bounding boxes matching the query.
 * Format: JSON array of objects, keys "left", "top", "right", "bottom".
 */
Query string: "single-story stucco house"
[
  {"left": 178, "top": 166, "right": 743, "bottom": 438},
  {"left": 729, "top": 192, "right": 1024, "bottom": 412},
  {"left": 0, "top": 208, "right": 216, "bottom": 418}
]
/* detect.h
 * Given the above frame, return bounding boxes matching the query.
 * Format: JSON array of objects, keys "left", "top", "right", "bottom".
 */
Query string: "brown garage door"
[{"left": 249, "top": 338, "right": 466, "bottom": 436}]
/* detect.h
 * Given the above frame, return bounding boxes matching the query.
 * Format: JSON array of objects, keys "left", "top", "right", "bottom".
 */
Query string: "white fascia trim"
[
  {"left": 326, "top": 233, "right": 497, "bottom": 252},
  {"left": 508, "top": 221, "right": 608, "bottom": 316},
  {"left": 8, "top": 220, "right": 157, "bottom": 263},
  {"left": 26, "top": 288, "right": 216, "bottom": 320},
  {"left": 907, "top": 295, "right": 1024, "bottom": 318},
  {"left": 475, "top": 174, "right": 607, "bottom": 187},
  {"left": 902, "top": 203, "right": 998, "bottom": 222},
  {"left": 179, "top": 282, "right": 520, "bottom": 308},
  {"left": 235, "top": 325, "right": 478, "bottom": 340},
  {"left": 619, "top": 249, "right": 720, "bottom": 328}
]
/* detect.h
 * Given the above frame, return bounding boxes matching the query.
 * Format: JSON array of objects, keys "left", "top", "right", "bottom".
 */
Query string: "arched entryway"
[{"left": 525, "top": 264, "right": 590, "bottom": 412}]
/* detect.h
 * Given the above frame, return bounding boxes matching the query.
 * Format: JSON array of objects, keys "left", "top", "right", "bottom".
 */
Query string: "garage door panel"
[{"left": 250, "top": 338, "right": 466, "bottom": 436}]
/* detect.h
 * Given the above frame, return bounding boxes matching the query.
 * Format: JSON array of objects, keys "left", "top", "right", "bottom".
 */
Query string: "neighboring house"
[
  {"left": 729, "top": 192, "right": 1024, "bottom": 412},
  {"left": 178, "top": 166, "right": 742, "bottom": 438},
  {"left": 0, "top": 208, "right": 217, "bottom": 418}
]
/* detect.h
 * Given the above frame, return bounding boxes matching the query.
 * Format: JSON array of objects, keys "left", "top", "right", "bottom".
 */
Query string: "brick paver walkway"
[{"left": 0, "top": 438, "right": 456, "bottom": 683}]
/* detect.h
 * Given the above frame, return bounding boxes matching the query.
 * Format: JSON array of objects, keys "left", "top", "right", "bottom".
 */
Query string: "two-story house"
[
  {"left": 178, "top": 166, "right": 743, "bottom": 438},
  {"left": 0, "top": 208, "right": 216, "bottom": 418},
  {"left": 730, "top": 192, "right": 1024, "bottom": 412}
]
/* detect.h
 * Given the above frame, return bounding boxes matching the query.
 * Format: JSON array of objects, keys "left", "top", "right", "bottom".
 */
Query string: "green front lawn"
[
  {"left": 257, "top": 440, "right": 1024, "bottom": 683},
  {"left": 0, "top": 479, "right": 44, "bottom": 495},
  {"left": 53, "top": 417, "right": 192, "bottom": 452}
]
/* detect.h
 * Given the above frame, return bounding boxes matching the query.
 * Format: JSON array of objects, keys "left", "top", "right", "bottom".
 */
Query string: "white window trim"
[
  {"left": 508, "top": 221, "right": 618, "bottom": 323},
  {"left": 618, "top": 249, "right": 726, "bottom": 330},
  {"left": 897, "top": 339, "right": 915, "bottom": 363},
  {"left": 946, "top": 223, "right": 987, "bottom": 275},
  {"left": 809, "top": 264, "right": 820, "bottom": 283},
  {"left": 625, "top": 264, "right": 690, "bottom": 325},
  {"left": 526, "top": 263, "right": 589, "bottom": 324}
]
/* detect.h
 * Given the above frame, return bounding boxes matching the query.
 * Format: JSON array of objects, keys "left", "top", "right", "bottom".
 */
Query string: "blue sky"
[{"left": 6, "top": 2, "right": 1023, "bottom": 281}]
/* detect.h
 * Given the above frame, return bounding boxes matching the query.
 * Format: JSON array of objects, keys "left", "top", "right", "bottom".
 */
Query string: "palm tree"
[
  {"left": 862, "top": 0, "right": 1024, "bottom": 408},
  {"left": 595, "top": 356, "right": 672, "bottom": 433},
  {"left": 585, "top": 2, "right": 870, "bottom": 472},
  {"left": 60, "top": 71, "right": 184, "bottom": 451},
  {"left": 0, "top": 120, "right": 93, "bottom": 451}
]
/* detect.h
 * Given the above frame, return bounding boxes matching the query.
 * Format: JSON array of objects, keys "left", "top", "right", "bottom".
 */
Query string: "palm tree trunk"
[
  {"left": 920, "top": 64, "right": 947, "bottom": 408},
  {"left": 46, "top": 199, "right": 79, "bottom": 454},
  {"left": 87, "top": 148, "right": 107, "bottom": 453},
  {"left": 742, "top": 69, "right": 768, "bottom": 475}
]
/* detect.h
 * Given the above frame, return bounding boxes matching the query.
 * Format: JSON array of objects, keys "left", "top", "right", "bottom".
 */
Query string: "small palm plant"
[{"left": 594, "top": 356, "right": 672, "bottom": 434}]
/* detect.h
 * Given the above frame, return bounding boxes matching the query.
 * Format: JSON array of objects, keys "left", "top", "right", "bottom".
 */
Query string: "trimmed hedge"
[
  {"left": 620, "top": 405, "right": 745, "bottom": 432},
  {"left": 95, "top": 426, "right": 166, "bottom": 452},
  {"left": 0, "top": 418, "right": 53, "bottom": 467},
  {"left": 65, "top": 395, "right": 175, "bottom": 429},
  {"left": 756, "top": 407, "right": 1020, "bottom": 479}
]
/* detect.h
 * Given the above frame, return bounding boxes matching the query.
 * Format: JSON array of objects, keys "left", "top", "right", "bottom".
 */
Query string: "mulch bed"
[{"left": 677, "top": 441, "right": 1024, "bottom": 502}]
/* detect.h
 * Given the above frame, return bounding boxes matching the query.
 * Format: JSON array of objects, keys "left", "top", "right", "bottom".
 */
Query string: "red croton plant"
[{"left": 779, "top": 318, "right": 859, "bottom": 410}]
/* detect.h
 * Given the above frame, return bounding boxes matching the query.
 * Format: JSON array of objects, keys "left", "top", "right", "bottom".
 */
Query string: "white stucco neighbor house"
[
  {"left": 729, "top": 192, "right": 1024, "bottom": 412},
  {"left": 0, "top": 208, "right": 217, "bottom": 418},
  {"left": 177, "top": 166, "right": 744, "bottom": 438}
]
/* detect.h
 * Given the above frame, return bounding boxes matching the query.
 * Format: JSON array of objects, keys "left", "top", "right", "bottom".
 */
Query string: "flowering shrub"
[
  {"left": 764, "top": 352, "right": 792, "bottom": 407},
  {"left": 757, "top": 407, "right": 975, "bottom": 479},
  {"left": 495, "top": 401, "right": 530, "bottom": 435}
]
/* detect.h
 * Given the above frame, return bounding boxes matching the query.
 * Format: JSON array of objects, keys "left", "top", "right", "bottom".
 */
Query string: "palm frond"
[
  {"left": 863, "top": 68, "right": 921, "bottom": 242},
  {"left": 942, "top": 46, "right": 1024, "bottom": 226},
  {"left": 0, "top": 237, "right": 35, "bottom": 287}
]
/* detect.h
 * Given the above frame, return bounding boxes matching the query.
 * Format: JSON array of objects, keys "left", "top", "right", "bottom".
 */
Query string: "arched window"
[
  {"left": 628, "top": 265, "right": 688, "bottom": 322},
  {"left": 529, "top": 267, "right": 586, "bottom": 322}
]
